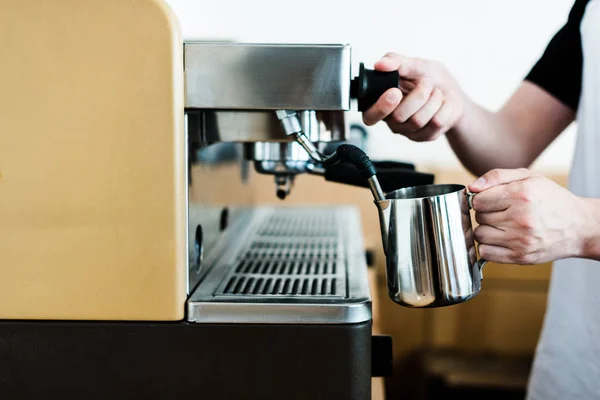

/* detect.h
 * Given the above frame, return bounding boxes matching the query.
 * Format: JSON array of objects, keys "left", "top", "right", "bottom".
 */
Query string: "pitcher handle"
[
  {"left": 467, "top": 191, "right": 476, "bottom": 211},
  {"left": 466, "top": 191, "right": 489, "bottom": 272}
]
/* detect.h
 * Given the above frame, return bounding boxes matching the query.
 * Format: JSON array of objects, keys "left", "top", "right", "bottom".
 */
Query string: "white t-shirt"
[{"left": 527, "top": 1, "right": 600, "bottom": 398}]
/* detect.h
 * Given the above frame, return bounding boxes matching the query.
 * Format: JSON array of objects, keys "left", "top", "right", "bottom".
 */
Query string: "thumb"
[
  {"left": 469, "top": 168, "right": 532, "bottom": 192},
  {"left": 374, "top": 53, "right": 426, "bottom": 80}
]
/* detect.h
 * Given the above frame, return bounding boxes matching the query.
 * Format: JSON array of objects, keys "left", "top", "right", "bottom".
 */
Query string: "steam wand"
[{"left": 275, "top": 110, "right": 386, "bottom": 202}]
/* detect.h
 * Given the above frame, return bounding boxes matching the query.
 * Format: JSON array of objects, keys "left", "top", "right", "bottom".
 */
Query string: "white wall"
[{"left": 167, "top": 0, "right": 577, "bottom": 172}]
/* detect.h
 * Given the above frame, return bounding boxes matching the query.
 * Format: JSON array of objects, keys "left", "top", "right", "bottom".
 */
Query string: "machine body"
[{"left": 0, "top": 1, "right": 431, "bottom": 398}]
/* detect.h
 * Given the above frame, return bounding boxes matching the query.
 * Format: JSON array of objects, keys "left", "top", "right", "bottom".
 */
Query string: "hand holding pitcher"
[{"left": 468, "top": 168, "right": 598, "bottom": 265}]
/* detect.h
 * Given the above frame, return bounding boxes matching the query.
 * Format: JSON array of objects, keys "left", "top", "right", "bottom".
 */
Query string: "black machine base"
[{"left": 0, "top": 320, "right": 385, "bottom": 400}]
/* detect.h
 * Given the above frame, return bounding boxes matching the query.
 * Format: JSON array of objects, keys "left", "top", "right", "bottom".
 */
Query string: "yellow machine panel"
[{"left": 0, "top": 0, "right": 187, "bottom": 320}]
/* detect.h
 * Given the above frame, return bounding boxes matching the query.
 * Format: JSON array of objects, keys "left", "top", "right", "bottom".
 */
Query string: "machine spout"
[{"left": 275, "top": 175, "right": 294, "bottom": 200}]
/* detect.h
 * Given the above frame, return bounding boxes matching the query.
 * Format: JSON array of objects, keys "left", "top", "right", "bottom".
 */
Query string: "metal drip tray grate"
[
  {"left": 223, "top": 275, "right": 339, "bottom": 296},
  {"left": 257, "top": 213, "right": 338, "bottom": 238},
  {"left": 233, "top": 255, "right": 338, "bottom": 275},
  {"left": 239, "top": 239, "right": 339, "bottom": 260},
  {"left": 187, "top": 206, "right": 371, "bottom": 324},
  {"left": 215, "top": 209, "right": 346, "bottom": 299}
]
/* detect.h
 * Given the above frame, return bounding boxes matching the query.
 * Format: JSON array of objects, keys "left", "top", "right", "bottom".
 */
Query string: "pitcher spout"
[{"left": 376, "top": 199, "right": 391, "bottom": 255}]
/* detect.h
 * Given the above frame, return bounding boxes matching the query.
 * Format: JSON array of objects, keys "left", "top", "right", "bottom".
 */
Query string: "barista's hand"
[
  {"left": 362, "top": 52, "right": 466, "bottom": 141},
  {"left": 468, "top": 168, "right": 592, "bottom": 265}
]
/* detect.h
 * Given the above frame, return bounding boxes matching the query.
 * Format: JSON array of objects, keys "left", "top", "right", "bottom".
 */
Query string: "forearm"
[
  {"left": 446, "top": 82, "right": 575, "bottom": 177},
  {"left": 578, "top": 198, "right": 600, "bottom": 261},
  {"left": 446, "top": 99, "right": 531, "bottom": 176}
]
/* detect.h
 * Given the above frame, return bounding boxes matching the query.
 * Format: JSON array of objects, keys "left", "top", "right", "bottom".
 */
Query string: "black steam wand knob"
[{"left": 350, "top": 63, "right": 400, "bottom": 112}]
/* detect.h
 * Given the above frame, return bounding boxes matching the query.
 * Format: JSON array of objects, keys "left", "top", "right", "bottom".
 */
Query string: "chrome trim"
[
  {"left": 185, "top": 112, "right": 190, "bottom": 294},
  {"left": 193, "top": 110, "right": 346, "bottom": 144}
]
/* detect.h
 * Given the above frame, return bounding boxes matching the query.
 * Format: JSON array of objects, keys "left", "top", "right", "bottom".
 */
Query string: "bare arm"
[
  {"left": 362, "top": 54, "right": 575, "bottom": 176},
  {"left": 447, "top": 81, "right": 575, "bottom": 176},
  {"left": 580, "top": 198, "right": 600, "bottom": 261}
]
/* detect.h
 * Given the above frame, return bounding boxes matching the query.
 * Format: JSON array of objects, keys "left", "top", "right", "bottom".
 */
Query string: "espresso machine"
[{"left": 0, "top": 1, "right": 434, "bottom": 399}]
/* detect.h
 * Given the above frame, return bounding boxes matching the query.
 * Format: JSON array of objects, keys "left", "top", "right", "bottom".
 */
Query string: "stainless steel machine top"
[{"left": 184, "top": 43, "right": 352, "bottom": 110}]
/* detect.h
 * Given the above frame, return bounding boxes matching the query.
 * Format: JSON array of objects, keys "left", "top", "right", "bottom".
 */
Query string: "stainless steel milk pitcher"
[
  {"left": 376, "top": 184, "right": 487, "bottom": 308},
  {"left": 287, "top": 142, "right": 488, "bottom": 308}
]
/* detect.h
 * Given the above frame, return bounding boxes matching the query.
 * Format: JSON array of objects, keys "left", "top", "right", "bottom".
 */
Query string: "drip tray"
[
  {"left": 219, "top": 262, "right": 343, "bottom": 297},
  {"left": 187, "top": 206, "right": 372, "bottom": 324},
  {"left": 215, "top": 226, "right": 345, "bottom": 299}
]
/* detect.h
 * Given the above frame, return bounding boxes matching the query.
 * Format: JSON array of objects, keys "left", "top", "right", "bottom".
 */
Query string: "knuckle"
[
  {"left": 423, "top": 130, "right": 442, "bottom": 141},
  {"left": 432, "top": 88, "right": 445, "bottom": 103},
  {"left": 516, "top": 252, "right": 536, "bottom": 265},
  {"left": 409, "top": 114, "right": 427, "bottom": 129},
  {"left": 385, "top": 93, "right": 401, "bottom": 106},
  {"left": 417, "top": 82, "right": 433, "bottom": 100},
  {"left": 420, "top": 58, "right": 436, "bottom": 75},
  {"left": 478, "top": 245, "right": 491, "bottom": 259},
  {"left": 429, "top": 131, "right": 443, "bottom": 141},
  {"left": 517, "top": 234, "right": 535, "bottom": 249},
  {"left": 515, "top": 215, "right": 535, "bottom": 230},
  {"left": 514, "top": 184, "right": 534, "bottom": 203},
  {"left": 520, "top": 189, "right": 534, "bottom": 204},
  {"left": 412, "top": 57, "right": 425, "bottom": 69},
  {"left": 473, "top": 226, "right": 484, "bottom": 241},
  {"left": 471, "top": 195, "right": 481, "bottom": 211},
  {"left": 397, "top": 63, "right": 410, "bottom": 77},
  {"left": 391, "top": 110, "right": 409, "bottom": 124},
  {"left": 430, "top": 115, "right": 445, "bottom": 129},
  {"left": 474, "top": 212, "right": 485, "bottom": 225},
  {"left": 514, "top": 253, "right": 527, "bottom": 264},
  {"left": 487, "top": 169, "right": 502, "bottom": 184}
]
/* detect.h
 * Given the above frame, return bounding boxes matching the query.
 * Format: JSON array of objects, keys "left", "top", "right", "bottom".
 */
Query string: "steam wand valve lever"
[
  {"left": 275, "top": 110, "right": 323, "bottom": 162},
  {"left": 274, "top": 110, "right": 385, "bottom": 201}
]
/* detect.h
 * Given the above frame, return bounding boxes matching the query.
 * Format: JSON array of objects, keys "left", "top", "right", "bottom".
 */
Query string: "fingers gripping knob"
[{"left": 350, "top": 63, "right": 401, "bottom": 112}]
